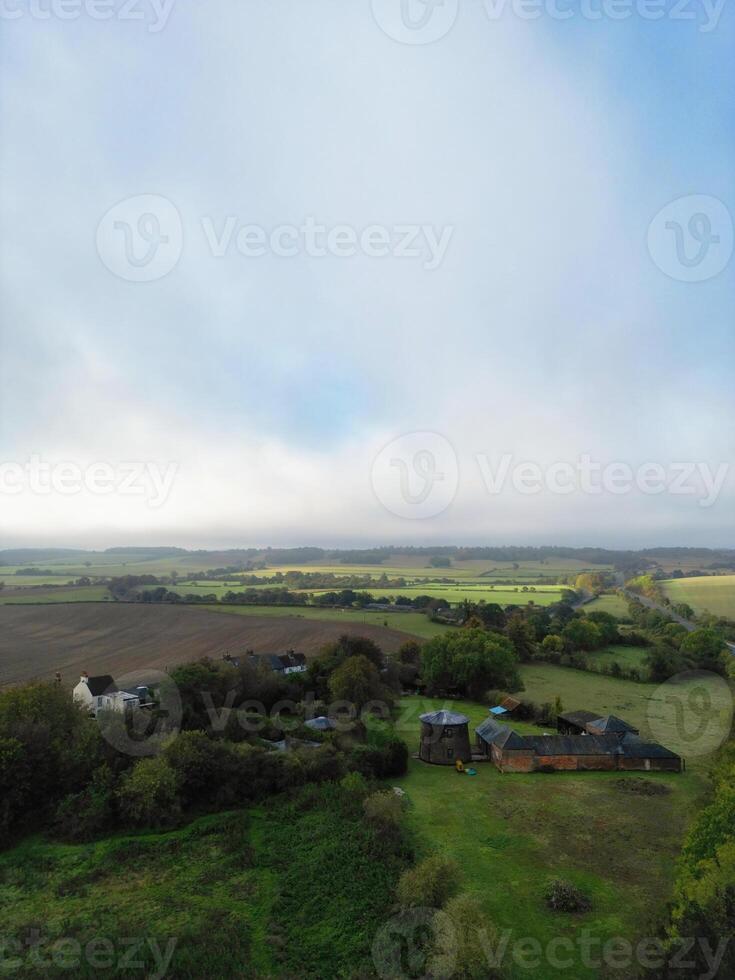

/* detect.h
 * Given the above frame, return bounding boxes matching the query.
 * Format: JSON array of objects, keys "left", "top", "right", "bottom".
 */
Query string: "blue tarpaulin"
[{"left": 489, "top": 706, "right": 508, "bottom": 716}]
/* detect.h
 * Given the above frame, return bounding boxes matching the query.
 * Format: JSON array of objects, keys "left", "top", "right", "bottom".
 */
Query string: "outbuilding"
[{"left": 419, "top": 709, "right": 471, "bottom": 765}]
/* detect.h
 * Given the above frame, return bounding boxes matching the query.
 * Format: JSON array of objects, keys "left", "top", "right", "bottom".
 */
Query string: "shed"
[
  {"left": 557, "top": 709, "right": 600, "bottom": 735},
  {"left": 586, "top": 715, "right": 639, "bottom": 737},
  {"left": 419, "top": 709, "right": 471, "bottom": 765}
]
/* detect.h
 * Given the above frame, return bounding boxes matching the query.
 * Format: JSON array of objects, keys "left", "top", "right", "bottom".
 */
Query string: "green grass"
[
  {"left": 392, "top": 693, "right": 707, "bottom": 980},
  {"left": 203, "top": 603, "right": 450, "bottom": 639},
  {"left": 583, "top": 593, "right": 631, "bottom": 618},
  {"left": 0, "top": 587, "right": 112, "bottom": 604},
  {"left": 660, "top": 575, "right": 735, "bottom": 619},
  {"left": 0, "top": 786, "right": 408, "bottom": 979},
  {"left": 587, "top": 644, "right": 648, "bottom": 672}
]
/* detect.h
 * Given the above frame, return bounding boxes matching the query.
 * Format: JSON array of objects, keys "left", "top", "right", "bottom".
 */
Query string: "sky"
[{"left": 1, "top": 0, "right": 733, "bottom": 550}]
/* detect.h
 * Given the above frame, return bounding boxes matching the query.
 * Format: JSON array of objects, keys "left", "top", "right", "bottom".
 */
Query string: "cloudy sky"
[{"left": 1, "top": 1, "right": 733, "bottom": 550}]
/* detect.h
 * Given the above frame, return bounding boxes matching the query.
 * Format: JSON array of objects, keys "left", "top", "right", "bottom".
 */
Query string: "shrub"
[
  {"left": 363, "top": 790, "right": 404, "bottom": 834},
  {"left": 441, "top": 893, "right": 501, "bottom": 978},
  {"left": 544, "top": 879, "right": 591, "bottom": 913},
  {"left": 117, "top": 756, "right": 181, "bottom": 828},
  {"left": 54, "top": 765, "right": 116, "bottom": 841},
  {"left": 396, "top": 853, "right": 461, "bottom": 909}
]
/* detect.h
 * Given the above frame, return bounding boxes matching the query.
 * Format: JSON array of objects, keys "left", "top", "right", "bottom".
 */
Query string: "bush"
[
  {"left": 54, "top": 765, "right": 116, "bottom": 841},
  {"left": 544, "top": 879, "right": 591, "bottom": 913},
  {"left": 363, "top": 790, "right": 404, "bottom": 835},
  {"left": 117, "top": 756, "right": 181, "bottom": 828},
  {"left": 396, "top": 853, "right": 462, "bottom": 909},
  {"left": 441, "top": 893, "right": 501, "bottom": 978}
]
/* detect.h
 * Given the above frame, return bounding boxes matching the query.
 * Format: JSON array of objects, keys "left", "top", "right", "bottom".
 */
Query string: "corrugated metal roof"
[
  {"left": 525, "top": 734, "right": 622, "bottom": 756},
  {"left": 620, "top": 733, "right": 680, "bottom": 759},
  {"left": 558, "top": 710, "right": 599, "bottom": 727},
  {"left": 588, "top": 715, "right": 638, "bottom": 734}
]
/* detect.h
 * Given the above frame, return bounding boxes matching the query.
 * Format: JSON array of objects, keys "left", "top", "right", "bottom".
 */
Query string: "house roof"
[
  {"left": 420, "top": 709, "right": 469, "bottom": 726},
  {"left": 587, "top": 715, "right": 638, "bottom": 735},
  {"left": 558, "top": 710, "right": 600, "bottom": 728},
  {"left": 84, "top": 675, "right": 117, "bottom": 697}
]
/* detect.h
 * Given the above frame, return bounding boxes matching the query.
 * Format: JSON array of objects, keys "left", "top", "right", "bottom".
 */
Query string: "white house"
[{"left": 73, "top": 673, "right": 149, "bottom": 717}]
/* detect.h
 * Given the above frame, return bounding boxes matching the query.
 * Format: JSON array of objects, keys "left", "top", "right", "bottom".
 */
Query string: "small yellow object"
[{"left": 455, "top": 758, "right": 465, "bottom": 773}]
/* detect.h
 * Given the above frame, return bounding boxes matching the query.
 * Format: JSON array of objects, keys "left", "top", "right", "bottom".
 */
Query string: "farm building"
[
  {"left": 474, "top": 714, "right": 682, "bottom": 773},
  {"left": 419, "top": 709, "right": 472, "bottom": 765},
  {"left": 557, "top": 709, "right": 601, "bottom": 735}
]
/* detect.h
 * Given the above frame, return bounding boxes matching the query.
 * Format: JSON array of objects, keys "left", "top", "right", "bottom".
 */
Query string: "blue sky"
[{"left": 0, "top": 1, "right": 733, "bottom": 548}]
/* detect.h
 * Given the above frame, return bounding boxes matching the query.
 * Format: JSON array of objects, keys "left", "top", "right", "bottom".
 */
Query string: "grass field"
[
  {"left": 582, "top": 593, "right": 631, "bottom": 618},
  {"left": 391, "top": 693, "right": 705, "bottom": 980},
  {"left": 586, "top": 644, "right": 648, "bottom": 672},
  {"left": 660, "top": 575, "right": 735, "bottom": 618}
]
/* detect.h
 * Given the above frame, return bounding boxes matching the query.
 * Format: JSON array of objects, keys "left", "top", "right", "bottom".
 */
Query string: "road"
[{"left": 621, "top": 588, "right": 735, "bottom": 656}]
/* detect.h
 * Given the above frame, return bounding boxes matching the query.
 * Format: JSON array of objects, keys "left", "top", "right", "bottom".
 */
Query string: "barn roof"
[
  {"left": 525, "top": 734, "right": 621, "bottom": 756},
  {"left": 587, "top": 715, "right": 639, "bottom": 734},
  {"left": 494, "top": 728, "right": 529, "bottom": 750},
  {"left": 501, "top": 695, "right": 521, "bottom": 711},
  {"left": 476, "top": 718, "right": 507, "bottom": 743},
  {"left": 620, "top": 733, "right": 681, "bottom": 759},
  {"left": 558, "top": 710, "right": 599, "bottom": 728},
  {"left": 420, "top": 709, "right": 469, "bottom": 726}
]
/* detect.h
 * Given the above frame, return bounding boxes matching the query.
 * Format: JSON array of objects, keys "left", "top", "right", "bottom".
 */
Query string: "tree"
[
  {"left": 396, "top": 854, "right": 461, "bottom": 908},
  {"left": 505, "top": 613, "right": 537, "bottom": 661},
  {"left": 328, "top": 655, "right": 385, "bottom": 711},
  {"left": 680, "top": 629, "right": 728, "bottom": 675},
  {"left": 542, "top": 634, "right": 564, "bottom": 654},
  {"left": 117, "top": 756, "right": 181, "bottom": 828},
  {"left": 562, "top": 617, "right": 603, "bottom": 651},
  {"left": 585, "top": 610, "right": 620, "bottom": 645},
  {"left": 422, "top": 629, "right": 521, "bottom": 699},
  {"left": 644, "top": 645, "right": 685, "bottom": 683}
]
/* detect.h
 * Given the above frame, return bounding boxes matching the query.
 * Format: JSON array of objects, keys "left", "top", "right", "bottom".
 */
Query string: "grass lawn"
[
  {"left": 660, "top": 575, "right": 735, "bottom": 619},
  {"left": 391, "top": 694, "right": 707, "bottom": 980},
  {"left": 202, "top": 603, "right": 451, "bottom": 640}
]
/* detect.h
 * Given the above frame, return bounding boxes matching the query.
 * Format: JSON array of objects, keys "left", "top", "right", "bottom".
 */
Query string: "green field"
[
  {"left": 660, "top": 575, "right": 735, "bottom": 619},
  {"left": 204, "top": 603, "right": 451, "bottom": 640},
  {"left": 582, "top": 593, "right": 630, "bottom": 618},
  {"left": 0, "top": 587, "right": 112, "bottom": 605},
  {"left": 586, "top": 644, "right": 648, "bottom": 673},
  {"left": 391, "top": 692, "right": 705, "bottom": 980}
]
